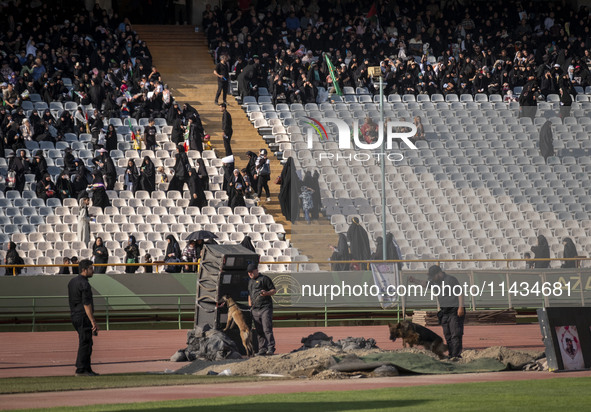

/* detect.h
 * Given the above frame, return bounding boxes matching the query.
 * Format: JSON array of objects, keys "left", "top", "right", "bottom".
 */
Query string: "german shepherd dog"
[
  {"left": 220, "top": 295, "right": 254, "bottom": 357},
  {"left": 388, "top": 321, "right": 448, "bottom": 359}
]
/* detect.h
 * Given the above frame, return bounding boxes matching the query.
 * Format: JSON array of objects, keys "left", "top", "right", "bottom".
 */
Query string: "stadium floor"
[
  {"left": 0, "top": 324, "right": 544, "bottom": 378},
  {"left": 3, "top": 324, "right": 591, "bottom": 411}
]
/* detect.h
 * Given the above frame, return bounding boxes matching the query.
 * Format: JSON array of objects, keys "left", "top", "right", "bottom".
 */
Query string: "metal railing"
[
  {"left": 1, "top": 256, "right": 589, "bottom": 275},
  {"left": 0, "top": 293, "right": 401, "bottom": 331}
]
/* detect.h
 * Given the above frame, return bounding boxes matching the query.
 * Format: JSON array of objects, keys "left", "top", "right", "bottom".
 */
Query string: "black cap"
[
  {"left": 247, "top": 263, "right": 258, "bottom": 273},
  {"left": 428, "top": 265, "right": 443, "bottom": 279},
  {"left": 219, "top": 102, "right": 227, "bottom": 108}
]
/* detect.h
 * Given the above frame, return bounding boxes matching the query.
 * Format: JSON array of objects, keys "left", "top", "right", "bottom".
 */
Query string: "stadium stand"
[
  {"left": 3, "top": 0, "right": 591, "bottom": 274},
  {"left": 0, "top": 2, "right": 298, "bottom": 275}
]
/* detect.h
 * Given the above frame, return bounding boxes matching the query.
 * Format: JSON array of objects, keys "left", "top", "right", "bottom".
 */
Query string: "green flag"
[{"left": 324, "top": 54, "right": 343, "bottom": 96}]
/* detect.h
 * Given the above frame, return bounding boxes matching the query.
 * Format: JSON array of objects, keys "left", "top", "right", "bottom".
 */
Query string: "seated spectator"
[
  {"left": 92, "top": 237, "right": 109, "bottom": 274},
  {"left": 124, "top": 236, "right": 140, "bottom": 274},
  {"left": 4, "top": 242, "right": 24, "bottom": 276},
  {"left": 58, "top": 257, "right": 71, "bottom": 275}
]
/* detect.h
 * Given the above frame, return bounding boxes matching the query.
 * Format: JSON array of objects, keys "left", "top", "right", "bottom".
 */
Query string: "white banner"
[{"left": 370, "top": 263, "right": 400, "bottom": 308}]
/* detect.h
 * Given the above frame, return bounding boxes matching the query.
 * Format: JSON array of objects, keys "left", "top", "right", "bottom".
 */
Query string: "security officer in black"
[
  {"left": 214, "top": 54, "right": 230, "bottom": 105},
  {"left": 68, "top": 259, "right": 99, "bottom": 376},
  {"left": 247, "top": 263, "right": 277, "bottom": 356},
  {"left": 427, "top": 265, "right": 465, "bottom": 359}
]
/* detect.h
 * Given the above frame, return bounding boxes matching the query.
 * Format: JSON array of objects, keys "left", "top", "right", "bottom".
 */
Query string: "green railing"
[{"left": 0, "top": 293, "right": 401, "bottom": 331}]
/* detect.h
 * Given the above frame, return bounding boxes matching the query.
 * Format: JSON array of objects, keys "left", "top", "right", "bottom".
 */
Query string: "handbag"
[{"left": 7, "top": 171, "right": 16, "bottom": 188}]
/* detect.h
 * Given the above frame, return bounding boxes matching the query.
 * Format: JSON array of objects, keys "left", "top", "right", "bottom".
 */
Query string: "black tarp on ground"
[{"left": 332, "top": 352, "right": 507, "bottom": 374}]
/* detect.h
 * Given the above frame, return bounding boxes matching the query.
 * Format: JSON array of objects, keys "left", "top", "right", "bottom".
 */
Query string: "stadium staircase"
[{"left": 134, "top": 25, "right": 336, "bottom": 264}]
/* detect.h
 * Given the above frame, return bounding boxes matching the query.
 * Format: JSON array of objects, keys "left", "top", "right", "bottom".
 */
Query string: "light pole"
[{"left": 369, "top": 66, "right": 387, "bottom": 261}]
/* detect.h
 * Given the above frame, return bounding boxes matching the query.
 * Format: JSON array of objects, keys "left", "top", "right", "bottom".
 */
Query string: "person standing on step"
[
  {"left": 220, "top": 103, "right": 233, "bottom": 156},
  {"left": 254, "top": 149, "right": 271, "bottom": 202},
  {"left": 214, "top": 54, "right": 230, "bottom": 105},
  {"left": 143, "top": 118, "right": 158, "bottom": 151}
]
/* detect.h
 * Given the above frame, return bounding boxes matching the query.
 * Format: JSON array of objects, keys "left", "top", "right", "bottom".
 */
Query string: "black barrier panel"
[
  {"left": 537, "top": 307, "right": 591, "bottom": 371},
  {"left": 194, "top": 244, "right": 259, "bottom": 333}
]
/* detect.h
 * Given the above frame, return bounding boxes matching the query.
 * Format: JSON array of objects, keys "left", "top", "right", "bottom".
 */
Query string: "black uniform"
[
  {"left": 67, "top": 274, "right": 95, "bottom": 374},
  {"left": 214, "top": 61, "right": 230, "bottom": 104},
  {"left": 432, "top": 273, "right": 465, "bottom": 358},
  {"left": 248, "top": 274, "right": 276, "bottom": 354},
  {"left": 221, "top": 110, "right": 233, "bottom": 156}
]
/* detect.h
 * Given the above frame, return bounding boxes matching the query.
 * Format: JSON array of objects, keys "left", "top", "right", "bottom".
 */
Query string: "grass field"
[
  {"left": 0, "top": 374, "right": 266, "bottom": 394},
  {"left": 8, "top": 377, "right": 591, "bottom": 412}
]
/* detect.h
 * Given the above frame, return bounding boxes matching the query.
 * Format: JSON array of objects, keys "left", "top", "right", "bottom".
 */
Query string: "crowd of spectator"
[
  {"left": 204, "top": 0, "right": 591, "bottom": 105},
  {"left": 0, "top": 2, "right": 207, "bottom": 203}
]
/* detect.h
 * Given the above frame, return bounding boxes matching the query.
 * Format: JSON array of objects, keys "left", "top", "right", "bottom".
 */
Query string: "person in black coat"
[
  {"left": 90, "top": 109, "right": 105, "bottom": 151},
  {"left": 188, "top": 117, "right": 203, "bottom": 153},
  {"left": 164, "top": 234, "right": 182, "bottom": 273},
  {"left": 4, "top": 241, "right": 24, "bottom": 276},
  {"left": 35, "top": 173, "right": 58, "bottom": 201},
  {"left": 188, "top": 168, "right": 207, "bottom": 209},
  {"left": 559, "top": 87, "right": 572, "bottom": 118},
  {"left": 171, "top": 117, "right": 184, "bottom": 145},
  {"left": 561, "top": 238, "right": 579, "bottom": 268},
  {"left": 92, "top": 149, "right": 117, "bottom": 190},
  {"left": 303, "top": 170, "right": 321, "bottom": 220},
  {"left": 531, "top": 235, "right": 550, "bottom": 268},
  {"left": 143, "top": 118, "right": 157, "bottom": 151},
  {"left": 105, "top": 124, "right": 117, "bottom": 154},
  {"left": 196, "top": 158, "right": 209, "bottom": 191},
  {"left": 92, "top": 237, "right": 109, "bottom": 274},
  {"left": 245, "top": 150, "right": 257, "bottom": 184},
  {"left": 89, "top": 171, "right": 110, "bottom": 211},
  {"left": 6, "top": 150, "right": 28, "bottom": 194},
  {"left": 56, "top": 170, "right": 73, "bottom": 200},
  {"left": 229, "top": 182, "right": 246, "bottom": 210},
  {"left": 124, "top": 235, "right": 140, "bottom": 274},
  {"left": 125, "top": 159, "right": 140, "bottom": 193},
  {"left": 220, "top": 103, "right": 232, "bottom": 156},
  {"left": 329, "top": 234, "right": 351, "bottom": 271},
  {"left": 31, "top": 152, "right": 48, "bottom": 181},
  {"left": 167, "top": 144, "right": 189, "bottom": 193},
  {"left": 89, "top": 79, "right": 105, "bottom": 111},
  {"left": 222, "top": 155, "right": 235, "bottom": 196},
  {"left": 539, "top": 120, "right": 554, "bottom": 162},
  {"left": 347, "top": 217, "right": 371, "bottom": 269},
  {"left": 64, "top": 148, "right": 77, "bottom": 173},
  {"left": 58, "top": 257, "right": 71, "bottom": 275},
  {"left": 72, "top": 159, "right": 92, "bottom": 198},
  {"left": 139, "top": 156, "right": 156, "bottom": 194}
]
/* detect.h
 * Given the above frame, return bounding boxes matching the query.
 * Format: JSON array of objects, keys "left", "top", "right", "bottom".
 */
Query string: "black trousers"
[
  {"left": 215, "top": 80, "right": 228, "bottom": 103},
  {"left": 257, "top": 175, "right": 270, "bottom": 198},
  {"left": 440, "top": 309, "right": 464, "bottom": 358},
  {"left": 251, "top": 306, "right": 275, "bottom": 351},
  {"left": 71, "top": 314, "right": 93, "bottom": 373},
  {"left": 223, "top": 134, "right": 232, "bottom": 156}
]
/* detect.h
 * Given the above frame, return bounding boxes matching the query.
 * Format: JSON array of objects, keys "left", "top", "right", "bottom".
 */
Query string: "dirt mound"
[
  {"left": 189, "top": 347, "right": 383, "bottom": 377},
  {"left": 460, "top": 346, "right": 543, "bottom": 368},
  {"left": 177, "top": 346, "right": 545, "bottom": 378}
]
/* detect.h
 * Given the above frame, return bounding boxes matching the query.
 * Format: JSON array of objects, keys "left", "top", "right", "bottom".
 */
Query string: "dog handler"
[
  {"left": 427, "top": 265, "right": 465, "bottom": 359},
  {"left": 67, "top": 259, "right": 99, "bottom": 376},
  {"left": 247, "top": 263, "right": 277, "bottom": 356}
]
